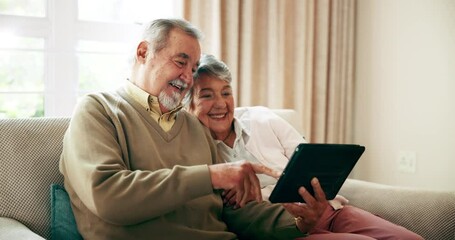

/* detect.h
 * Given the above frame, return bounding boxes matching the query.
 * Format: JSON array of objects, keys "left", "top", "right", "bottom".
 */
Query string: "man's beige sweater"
[{"left": 59, "top": 87, "right": 304, "bottom": 240}]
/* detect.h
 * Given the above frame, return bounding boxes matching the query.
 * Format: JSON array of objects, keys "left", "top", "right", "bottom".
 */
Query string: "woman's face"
[{"left": 189, "top": 74, "right": 235, "bottom": 138}]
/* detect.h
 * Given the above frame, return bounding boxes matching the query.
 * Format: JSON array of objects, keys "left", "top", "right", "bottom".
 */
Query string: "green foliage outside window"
[{"left": 0, "top": 94, "right": 44, "bottom": 118}]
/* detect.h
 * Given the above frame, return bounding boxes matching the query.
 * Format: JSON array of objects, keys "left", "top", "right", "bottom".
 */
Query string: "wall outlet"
[{"left": 397, "top": 151, "right": 417, "bottom": 173}]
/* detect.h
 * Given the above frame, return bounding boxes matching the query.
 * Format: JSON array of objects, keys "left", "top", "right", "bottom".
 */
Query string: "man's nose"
[{"left": 180, "top": 67, "right": 193, "bottom": 85}]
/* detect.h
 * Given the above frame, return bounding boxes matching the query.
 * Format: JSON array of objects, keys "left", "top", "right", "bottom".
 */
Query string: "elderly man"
[{"left": 59, "top": 18, "right": 325, "bottom": 240}]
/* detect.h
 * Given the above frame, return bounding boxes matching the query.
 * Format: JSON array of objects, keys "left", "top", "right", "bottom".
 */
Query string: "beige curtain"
[{"left": 182, "top": 0, "right": 356, "bottom": 143}]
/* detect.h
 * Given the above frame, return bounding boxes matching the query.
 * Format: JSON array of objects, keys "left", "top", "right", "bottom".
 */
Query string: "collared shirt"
[
  {"left": 215, "top": 118, "right": 278, "bottom": 188},
  {"left": 124, "top": 80, "right": 181, "bottom": 132}
]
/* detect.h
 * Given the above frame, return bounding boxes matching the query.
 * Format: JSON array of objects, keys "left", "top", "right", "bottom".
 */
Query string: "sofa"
[{"left": 1, "top": 116, "right": 454, "bottom": 240}]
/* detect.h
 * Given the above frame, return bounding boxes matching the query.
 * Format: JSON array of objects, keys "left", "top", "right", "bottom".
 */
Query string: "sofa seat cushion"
[{"left": 0, "top": 217, "right": 45, "bottom": 240}]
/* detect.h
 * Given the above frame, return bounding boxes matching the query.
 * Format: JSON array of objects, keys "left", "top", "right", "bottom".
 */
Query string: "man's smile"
[{"left": 169, "top": 79, "right": 187, "bottom": 93}]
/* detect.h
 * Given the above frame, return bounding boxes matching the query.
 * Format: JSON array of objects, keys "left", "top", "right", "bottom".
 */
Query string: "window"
[
  {"left": 0, "top": 35, "right": 45, "bottom": 118},
  {"left": 0, "top": 0, "right": 46, "bottom": 17},
  {"left": 0, "top": 0, "right": 180, "bottom": 118}
]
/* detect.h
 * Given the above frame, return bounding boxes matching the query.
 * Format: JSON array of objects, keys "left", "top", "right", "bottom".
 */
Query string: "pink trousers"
[{"left": 298, "top": 205, "right": 424, "bottom": 240}]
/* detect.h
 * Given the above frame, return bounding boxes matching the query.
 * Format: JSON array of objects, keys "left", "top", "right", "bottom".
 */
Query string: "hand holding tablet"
[{"left": 269, "top": 143, "right": 365, "bottom": 203}]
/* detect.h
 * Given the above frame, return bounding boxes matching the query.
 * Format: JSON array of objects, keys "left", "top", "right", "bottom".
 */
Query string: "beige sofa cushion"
[
  {"left": 0, "top": 118, "right": 70, "bottom": 239},
  {"left": 340, "top": 179, "right": 455, "bottom": 240},
  {"left": 0, "top": 217, "right": 45, "bottom": 240}
]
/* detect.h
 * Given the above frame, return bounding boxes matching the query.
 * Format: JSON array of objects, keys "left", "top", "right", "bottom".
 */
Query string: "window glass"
[
  {"left": 0, "top": 93, "right": 44, "bottom": 118},
  {"left": 0, "top": 35, "right": 45, "bottom": 91},
  {"left": 77, "top": 40, "right": 130, "bottom": 93},
  {"left": 0, "top": 51, "right": 44, "bottom": 91},
  {"left": 0, "top": 0, "right": 46, "bottom": 17},
  {"left": 78, "top": 0, "right": 175, "bottom": 23},
  {"left": 0, "top": 50, "right": 44, "bottom": 92},
  {"left": 0, "top": 33, "right": 44, "bottom": 50},
  {"left": 0, "top": 35, "right": 44, "bottom": 118},
  {"left": 77, "top": 53, "right": 129, "bottom": 93},
  {"left": 77, "top": 40, "right": 131, "bottom": 54}
]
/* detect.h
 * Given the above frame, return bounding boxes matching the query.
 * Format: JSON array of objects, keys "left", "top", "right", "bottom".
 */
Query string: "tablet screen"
[{"left": 269, "top": 143, "right": 365, "bottom": 203}]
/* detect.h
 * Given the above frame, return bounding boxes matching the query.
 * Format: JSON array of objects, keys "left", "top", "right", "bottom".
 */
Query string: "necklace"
[{"left": 221, "top": 128, "right": 234, "bottom": 144}]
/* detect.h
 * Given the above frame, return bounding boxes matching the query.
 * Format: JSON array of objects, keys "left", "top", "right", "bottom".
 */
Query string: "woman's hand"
[
  {"left": 222, "top": 189, "right": 249, "bottom": 208},
  {"left": 282, "top": 178, "right": 328, "bottom": 233}
]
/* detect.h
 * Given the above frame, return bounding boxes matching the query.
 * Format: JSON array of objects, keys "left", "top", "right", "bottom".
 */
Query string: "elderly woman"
[{"left": 186, "top": 54, "right": 423, "bottom": 240}]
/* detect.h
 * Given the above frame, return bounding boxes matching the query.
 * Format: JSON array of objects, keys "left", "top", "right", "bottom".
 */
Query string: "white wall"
[{"left": 353, "top": 0, "right": 455, "bottom": 191}]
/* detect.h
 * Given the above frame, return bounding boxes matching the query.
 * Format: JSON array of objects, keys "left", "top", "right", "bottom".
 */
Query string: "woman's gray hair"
[
  {"left": 183, "top": 54, "right": 232, "bottom": 107},
  {"left": 193, "top": 54, "right": 232, "bottom": 83}
]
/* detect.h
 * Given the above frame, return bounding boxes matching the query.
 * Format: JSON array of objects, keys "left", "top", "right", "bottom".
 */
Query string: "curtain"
[{"left": 182, "top": 0, "right": 356, "bottom": 143}]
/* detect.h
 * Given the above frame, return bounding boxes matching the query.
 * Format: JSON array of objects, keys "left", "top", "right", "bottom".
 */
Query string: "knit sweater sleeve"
[
  {"left": 60, "top": 94, "right": 216, "bottom": 225},
  {"left": 222, "top": 201, "right": 307, "bottom": 239}
]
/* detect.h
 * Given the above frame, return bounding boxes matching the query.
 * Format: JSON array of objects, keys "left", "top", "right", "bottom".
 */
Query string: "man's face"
[
  {"left": 189, "top": 74, "right": 235, "bottom": 139},
  {"left": 137, "top": 28, "right": 201, "bottom": 112}
]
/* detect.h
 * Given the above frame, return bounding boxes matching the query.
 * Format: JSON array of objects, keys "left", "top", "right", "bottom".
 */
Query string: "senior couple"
[{"left": 60, "top": 18, "right": 423, "bottom": 239}]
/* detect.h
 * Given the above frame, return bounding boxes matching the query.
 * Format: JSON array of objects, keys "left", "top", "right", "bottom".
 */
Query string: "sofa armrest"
[
  {"left": 0, "top": 217, "right": 45, "bottom": 240},
  {"left": 339, "top": 179, "right": 455, "bottom": 240}
]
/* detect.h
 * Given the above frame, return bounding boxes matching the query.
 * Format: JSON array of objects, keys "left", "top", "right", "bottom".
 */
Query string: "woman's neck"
[{"left": 215, "top": 125, "right": 235, "bottom": 148}]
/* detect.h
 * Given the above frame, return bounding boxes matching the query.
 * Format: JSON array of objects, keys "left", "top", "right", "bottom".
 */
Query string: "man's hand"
[
  {"left": 282, "top": 177, "right": 328, "bottom": 234},
  {"left": 208, "top": 160, "right": 280, "bottom": 208}
]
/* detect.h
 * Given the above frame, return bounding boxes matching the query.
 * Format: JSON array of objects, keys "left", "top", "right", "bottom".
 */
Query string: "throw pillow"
[{"left": 50, "top": 184, "right": 83, "bottom": 240}]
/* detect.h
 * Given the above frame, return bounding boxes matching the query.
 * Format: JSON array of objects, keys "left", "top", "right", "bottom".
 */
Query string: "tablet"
[{"left": 269, "top": 143, "right": 365, "bottom": 203}]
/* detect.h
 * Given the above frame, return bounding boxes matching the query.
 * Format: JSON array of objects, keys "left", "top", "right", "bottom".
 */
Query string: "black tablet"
[{"left": 269, "top": 143, "right": 365, "bottom": 203}]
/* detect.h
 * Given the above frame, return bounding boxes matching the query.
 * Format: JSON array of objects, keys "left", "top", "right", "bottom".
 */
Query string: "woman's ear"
[
  {"left": 186, "top": 98, "right": 194, "bottom": 112},
  {"left": 136, "top": 41, "right": 148, "bottom": 63}
]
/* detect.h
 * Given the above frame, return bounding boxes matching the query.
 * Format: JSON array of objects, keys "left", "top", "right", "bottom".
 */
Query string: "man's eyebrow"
[
  {"left": 176, "top": 53, "right": 190, "bottom": 59},
  {"left": 175, "top": 53, "right": 199, "bottom": 69}
]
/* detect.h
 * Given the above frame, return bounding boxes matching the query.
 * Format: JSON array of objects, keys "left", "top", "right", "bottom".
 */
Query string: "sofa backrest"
[
  {"left": 269, "top": 108, "right": 304, "bottom": 136},
  {"left": 0, "top": 117, "right": 70, "bottom": 239}
]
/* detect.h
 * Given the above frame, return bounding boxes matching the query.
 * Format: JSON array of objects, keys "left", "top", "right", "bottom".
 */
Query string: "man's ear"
[{"left": 136, "top": 41, "right": 148, "bottom": 63}]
